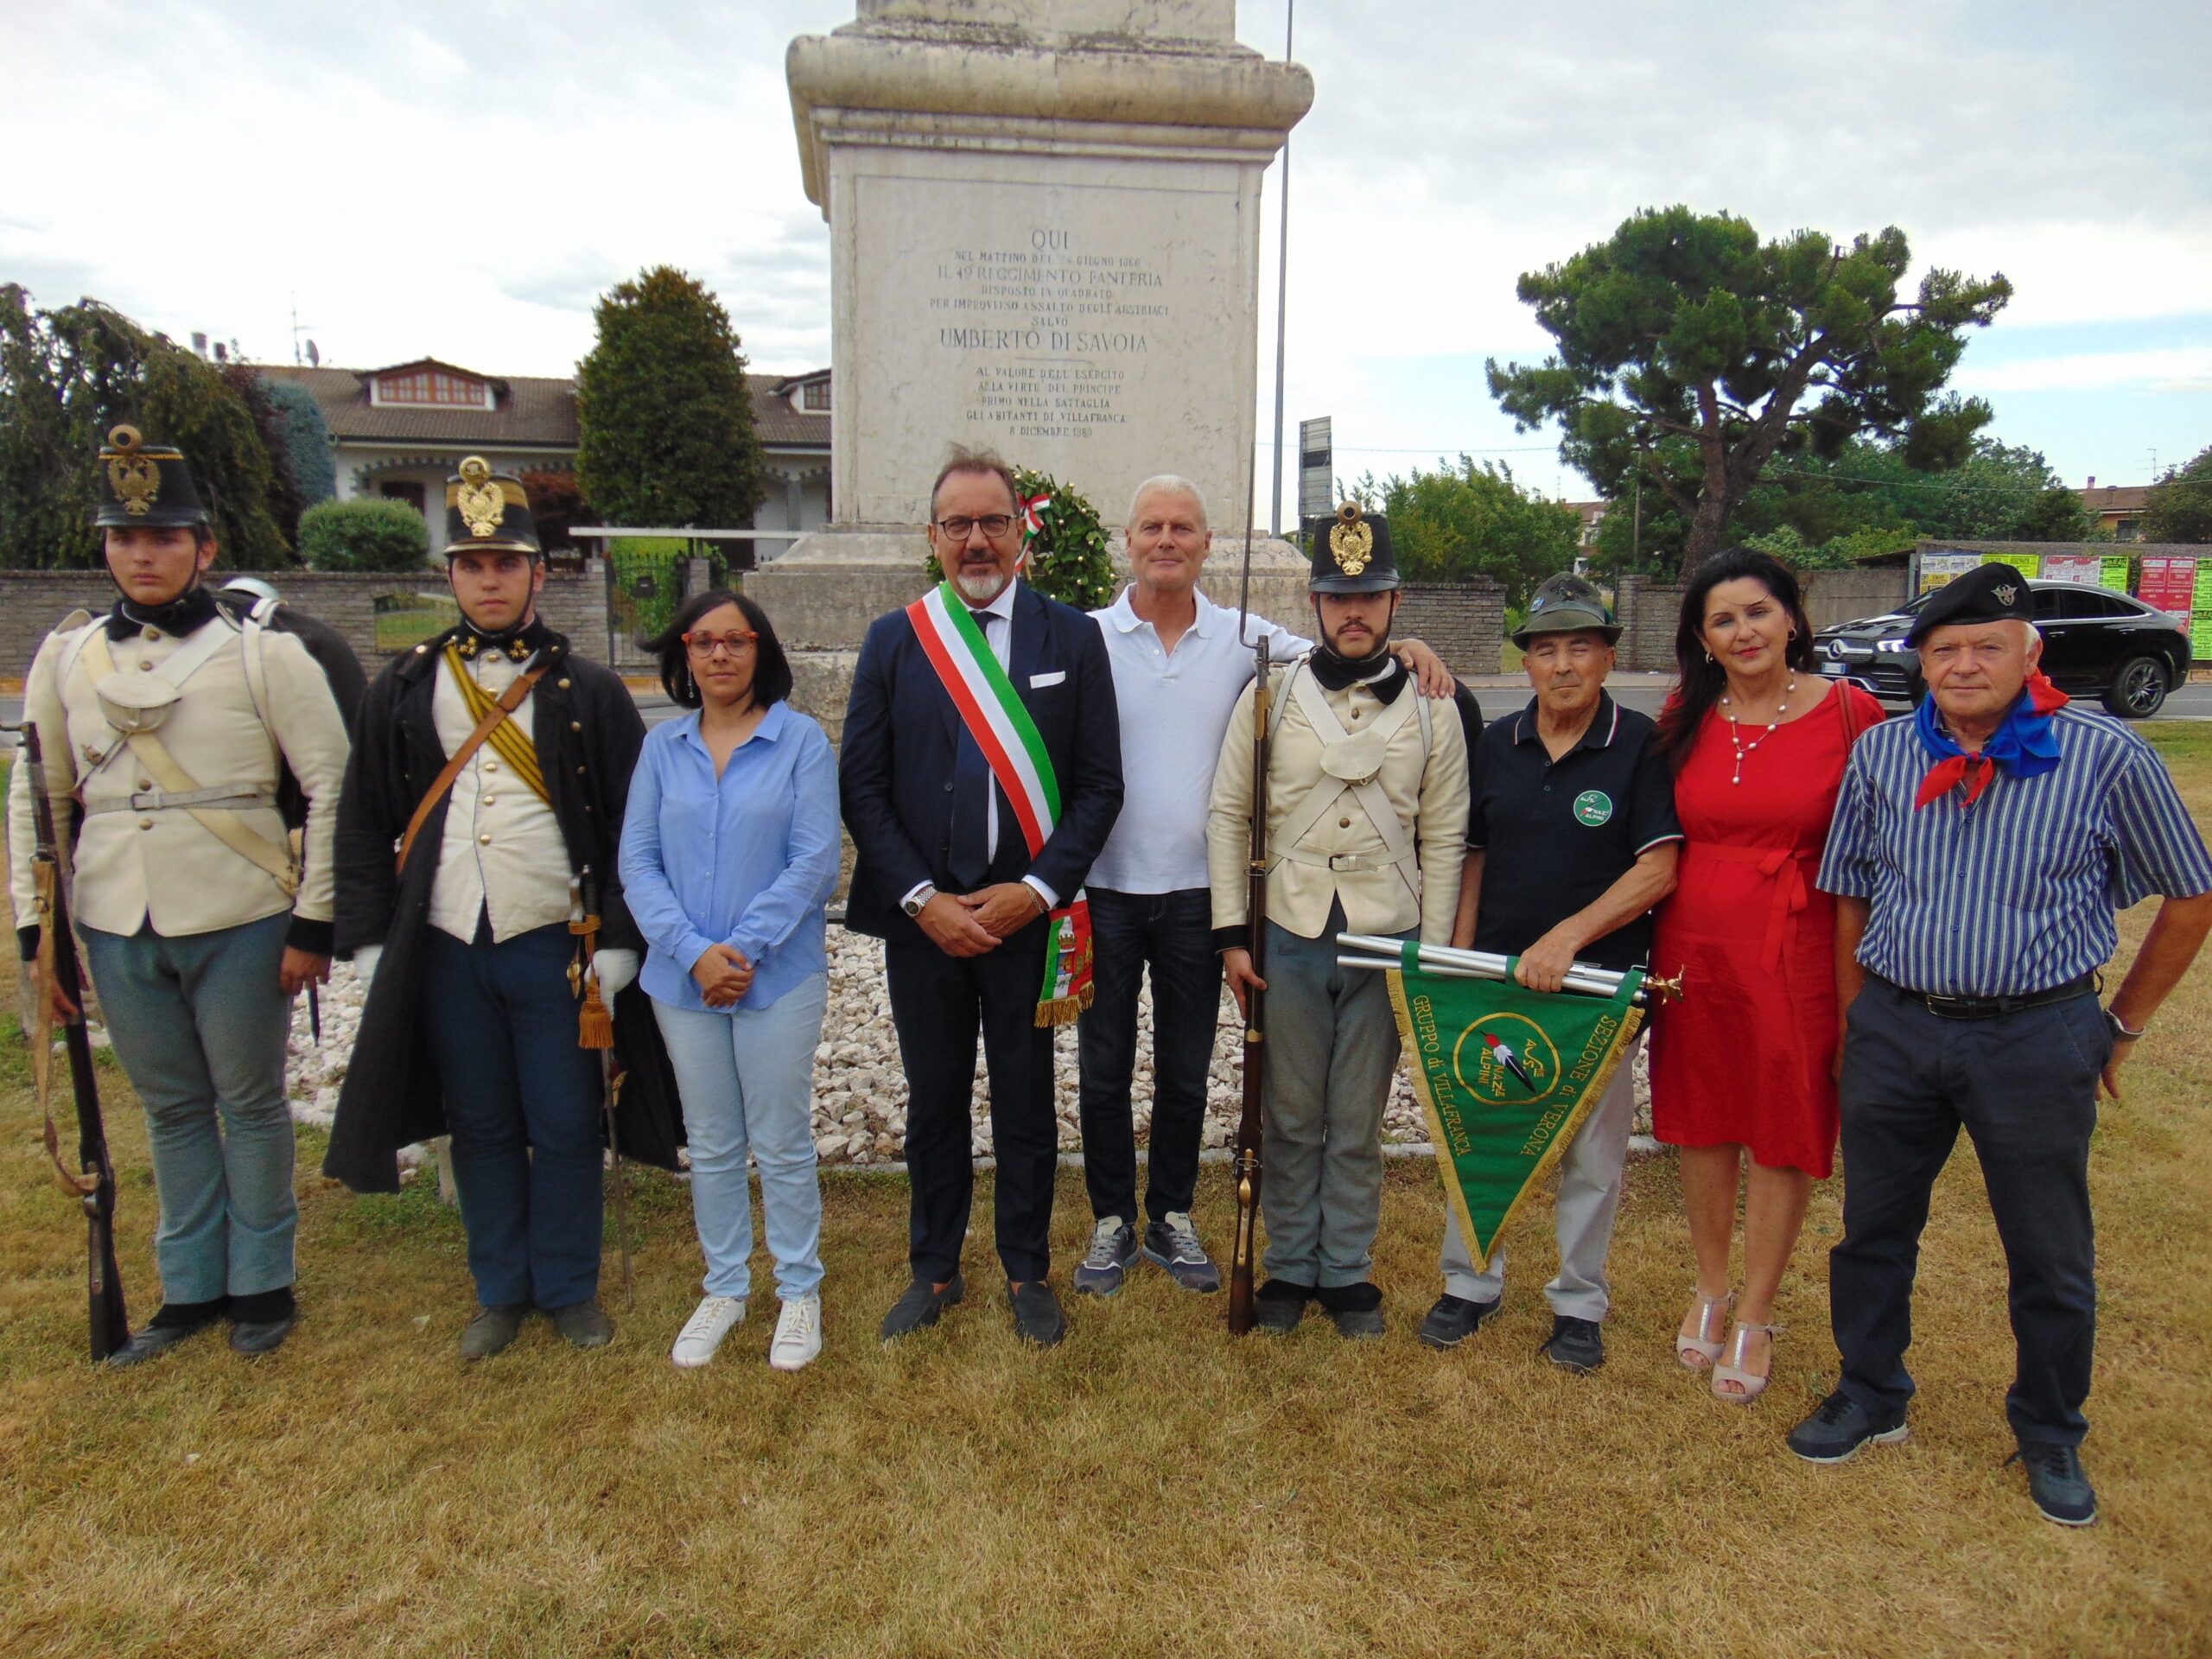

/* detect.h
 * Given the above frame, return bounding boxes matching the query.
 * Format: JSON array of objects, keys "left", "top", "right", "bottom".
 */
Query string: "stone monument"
[{"left": 754, "top": 0, "right": 1314, "bottom": 681}]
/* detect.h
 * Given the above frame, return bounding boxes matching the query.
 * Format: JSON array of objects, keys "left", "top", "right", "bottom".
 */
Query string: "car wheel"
[{"left": 2103, "top": 655, "right": 2169, "bottom": 719}]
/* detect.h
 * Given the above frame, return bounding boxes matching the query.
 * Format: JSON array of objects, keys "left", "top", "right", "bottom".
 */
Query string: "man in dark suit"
[{"left": 841, "top": 449, "right": 1123, "bottom": 1347}]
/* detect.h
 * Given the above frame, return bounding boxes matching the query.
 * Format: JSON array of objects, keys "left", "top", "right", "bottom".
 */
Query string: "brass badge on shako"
[
  {"left": 456, "top": 455, "right": 504, "bottom": 539},
  {"left": 1330, "top": 501, "right": 1374, "bottom": 576},
  {"left": 105, "top": 425, "right": 161, "bottom": 517}
]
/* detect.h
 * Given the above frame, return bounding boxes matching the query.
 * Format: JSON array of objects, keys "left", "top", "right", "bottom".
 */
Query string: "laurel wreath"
[{"left": 924, "top": 467, "right": 1116, "bottom": 612}]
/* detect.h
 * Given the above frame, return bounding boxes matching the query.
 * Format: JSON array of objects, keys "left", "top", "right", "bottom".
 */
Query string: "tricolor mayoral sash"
[
  {"left": 1384, "top": 943, "right": 1646, "bottom": 1264},
  {"left": 906, "top": 582, "right": 1095, "bottom": 1027}
]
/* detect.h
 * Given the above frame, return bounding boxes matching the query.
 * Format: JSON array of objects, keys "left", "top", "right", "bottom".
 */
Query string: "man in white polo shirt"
[{"left": 1071, "top": 476, "right": 1465, "bottom": 1295}]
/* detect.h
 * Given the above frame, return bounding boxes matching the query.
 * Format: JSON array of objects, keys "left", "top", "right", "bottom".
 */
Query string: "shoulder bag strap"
[{"left": 396, "top": 661, "right": 551, "bottom": 876}]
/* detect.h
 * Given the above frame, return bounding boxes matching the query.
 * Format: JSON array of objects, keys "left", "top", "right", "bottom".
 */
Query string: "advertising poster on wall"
[
  {"left": 2039, "top": 553, "right": 2101, "bottom": 585},
  {"left": 1916, "top": 550, "right": 1981, "bottom": 594},
  {"left": 2139, "top": 555, "right": 2197, "bottom": 623},
  {"left": 2100, "top": 555, "right": 2132, "bottom": 593}
]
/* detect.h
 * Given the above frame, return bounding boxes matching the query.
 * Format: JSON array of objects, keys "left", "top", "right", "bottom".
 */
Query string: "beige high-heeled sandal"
[
  {"left": 1713, "top": 1320, "right": 1783, "bottom": 1403},
  {"left": 1676, "top": 1287, "right": 1734, "bottom": 1370}
]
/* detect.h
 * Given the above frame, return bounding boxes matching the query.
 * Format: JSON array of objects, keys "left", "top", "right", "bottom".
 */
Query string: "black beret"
[{"left": 1905, "top": 563, "right": 2036, "bottom": 646}]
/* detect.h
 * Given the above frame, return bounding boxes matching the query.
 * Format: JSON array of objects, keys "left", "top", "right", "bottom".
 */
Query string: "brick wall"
[
  {"left": 1395, "top": 579, "right": 1508, "bottom": 676},
  {"left": 0, "top": 568, "right": 613, "bottom": 677},
  {"left": 1612, "top": 575, "right": 1686, "bottom": 672}
]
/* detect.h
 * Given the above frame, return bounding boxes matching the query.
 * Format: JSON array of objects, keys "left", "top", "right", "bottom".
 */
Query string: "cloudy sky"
[{"left": 5, "top": 0, "right": 2208, "bottom": 510}]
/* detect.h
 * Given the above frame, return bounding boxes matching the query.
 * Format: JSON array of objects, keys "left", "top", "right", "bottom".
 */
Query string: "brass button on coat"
[{"left": 479, "top": 833, "right": 493, "bottom": 845}]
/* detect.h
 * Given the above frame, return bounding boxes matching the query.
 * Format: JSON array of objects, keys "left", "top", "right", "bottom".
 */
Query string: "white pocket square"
[{"left": 1028, "top": 671, "right": 1067, "bottom": 688}]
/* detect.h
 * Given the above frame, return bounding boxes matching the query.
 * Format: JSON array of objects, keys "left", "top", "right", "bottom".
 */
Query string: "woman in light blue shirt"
[{"left": 620, "top": 589, "right": 839, "bottom": 1372}]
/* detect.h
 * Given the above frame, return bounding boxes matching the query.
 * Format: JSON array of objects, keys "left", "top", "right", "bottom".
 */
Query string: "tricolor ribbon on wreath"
[
  {"left": 906, "top": 581, "right": 1095, "bottom": 1027},
  {"left": 1020, "top": 491, "right": 1053, "bottom": 542}
]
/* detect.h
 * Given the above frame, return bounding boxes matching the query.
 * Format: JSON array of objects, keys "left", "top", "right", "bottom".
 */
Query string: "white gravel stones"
[{"left": 285, "top": 933, "right": 1656, "bottom": 1169}]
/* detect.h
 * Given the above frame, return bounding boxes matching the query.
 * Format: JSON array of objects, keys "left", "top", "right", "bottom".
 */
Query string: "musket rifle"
[
  {"left": 1226, "top": 495, "right": 1271, "bottom": 1334},
  {"left": 15, "top": 721, "right": 131, "bottom": 1361},
  {"left": 569, "top": 869, "right": 632, "bottom": 1308}
]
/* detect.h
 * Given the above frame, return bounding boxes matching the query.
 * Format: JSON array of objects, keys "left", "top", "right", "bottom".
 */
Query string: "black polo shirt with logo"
[{"left": 1467, "top": 691, "right": 1682, "bottom": 971}]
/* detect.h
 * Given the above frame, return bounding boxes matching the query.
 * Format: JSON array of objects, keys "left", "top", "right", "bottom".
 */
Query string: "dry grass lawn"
[{"left": 4, "top": 732, "right": 2212, "bottom": 1656}]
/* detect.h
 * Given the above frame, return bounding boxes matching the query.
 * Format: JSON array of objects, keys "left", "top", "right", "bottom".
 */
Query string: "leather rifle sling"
[{"left": 396, "top": 663, "right": 550, "bottom": 876}]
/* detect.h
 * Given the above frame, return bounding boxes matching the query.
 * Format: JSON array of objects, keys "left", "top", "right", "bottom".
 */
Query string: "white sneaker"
[
  {"left": 671, "top": 1294, "right": 746, "bottom": 1369},
  {"left": 768, "top": 1294, "right": 823, "bottom": 1372}
]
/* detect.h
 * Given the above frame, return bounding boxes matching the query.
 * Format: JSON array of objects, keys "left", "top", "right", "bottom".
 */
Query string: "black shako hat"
[
  {"left": 93, "top": 425, "right": 211, "bottom": 530},
  {"left": 1905, "top": 562, "right": 2037, "bottom": 646},
  {"left": 1302, "top": 502, "right": 1401, "bottom": 594},
  {"left": 441, "top": 455, "right": 541, "bottom": 559},
  {"left": 1514, "top": 571, "right": 1620, "bottom": 648}
]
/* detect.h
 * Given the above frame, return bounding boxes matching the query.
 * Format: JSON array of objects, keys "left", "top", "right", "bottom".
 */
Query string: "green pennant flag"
[{"left": 1384, "top": 942, "right": 1647, "bottom": 1265}]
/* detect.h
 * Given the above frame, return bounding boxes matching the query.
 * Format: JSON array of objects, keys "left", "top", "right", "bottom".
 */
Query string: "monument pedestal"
[{"left": 766, "top": 2, "right": 1313, "bottom": 729}]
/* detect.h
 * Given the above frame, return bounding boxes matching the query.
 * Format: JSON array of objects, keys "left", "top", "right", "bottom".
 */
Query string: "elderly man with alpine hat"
[
  {"left": 9, "top": 428, "right": 351, "bottom": 1364},
  {"left": 324, "top": 459, "right": 678, "bottom": 1360},
  {"left": 1208, "top": 505, "right": 1469, "bottom": 1338},
  {"left": 1794, "top": 562, "right": 2212, "bottom": 1525},
  {"left": 1422, "top": 572, "right": 1681, "bottom": 1372}
]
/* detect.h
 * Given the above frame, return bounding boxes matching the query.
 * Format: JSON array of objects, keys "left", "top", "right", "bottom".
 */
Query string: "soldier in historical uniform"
[
  {"left": 1208, "top": 506, "right": 1470, "bottom": 1338},
  {"left": 8, "top": 427, "right": 351, "bottom": 1365},
  {"left": 322, "top": 459, "right": 679, "bottom": 1360}
]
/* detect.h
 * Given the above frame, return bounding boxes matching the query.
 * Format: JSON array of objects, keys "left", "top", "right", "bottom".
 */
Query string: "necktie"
[{"left": 947, "top": 609, "right": 995, "bottom": 890}]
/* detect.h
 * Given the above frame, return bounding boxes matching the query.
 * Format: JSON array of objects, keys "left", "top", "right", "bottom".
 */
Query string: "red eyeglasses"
[{"left": 682, "top": 629, "right": 760, "bottom": 657}]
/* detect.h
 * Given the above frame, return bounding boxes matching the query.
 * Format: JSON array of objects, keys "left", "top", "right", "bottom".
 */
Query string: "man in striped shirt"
[{"left": 1794, "top": 563, "right": 2212, "bottom": 1527}]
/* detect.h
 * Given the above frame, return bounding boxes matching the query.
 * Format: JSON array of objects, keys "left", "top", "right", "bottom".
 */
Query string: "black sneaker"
[
  {"left": 1141, "top": 1212, "right": 1222, "bottom": 1293},
  {"left": 880, "top": 1273, "right": 964, "bottom": 1342},
  {"left": 1252, "top": 1278, "right": 1315, "bottom": 1333},
  {"left": 1071, "top": 1217, "right": 1139, "bottom": 1297},
  {"left": 1316, "top": 1281, "right": 1385, "bottom": 1340},
  {"left": 2009, "top": 1441, "right": 2097, "bottom": 1527},
  {"left": 1419, "top": 1293, "right": 1503, "bottom": 1351},
  {"left": 1539, "top": 1313, "right": 1605, "bottom": 1374},
  {"left": 1786, "top": 1389, "right": 1910, "bottom": 1464}
]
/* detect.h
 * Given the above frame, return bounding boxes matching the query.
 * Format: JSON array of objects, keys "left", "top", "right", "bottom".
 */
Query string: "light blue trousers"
[
  {"left": 79, "top": 912, "right": 296, "bottom": 1304},
  {"left": 652, "top": 974, "right": 828, "bottom": 1301}
]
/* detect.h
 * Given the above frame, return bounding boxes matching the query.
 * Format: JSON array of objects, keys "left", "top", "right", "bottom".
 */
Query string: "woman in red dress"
[{"left": 1649, "top": 550, "right": 1883, "bottom": 1403}]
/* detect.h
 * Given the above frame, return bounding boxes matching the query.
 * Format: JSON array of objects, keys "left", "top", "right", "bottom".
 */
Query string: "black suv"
[{"left": 1815, "top": 580, "right": 2189, "bottom": 718}]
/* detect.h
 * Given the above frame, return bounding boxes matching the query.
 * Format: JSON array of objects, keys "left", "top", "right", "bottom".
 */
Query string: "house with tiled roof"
[
  {"left": 2076, "top": 478, "right": 2150, "bottom": 542},
  {"left": 260, "top": 359, "right": 834, "bottom": 536}
]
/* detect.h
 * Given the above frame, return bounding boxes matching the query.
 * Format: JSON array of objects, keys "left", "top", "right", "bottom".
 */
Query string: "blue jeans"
[
  {"left": 652, "top": 976, "right": 828, "bottom": 1301},
  {"left": 1259, "top": 902, "right": 1411, "bottom": 1288},
  {"left": 80, "top": 912, "right": 296, "bottom": 1304},
  {"left": 1076, "top": 887, "right": 1220, "bottom": 1225},
  {"left": 419, "top": 925, "right": 605, "bottom": 1310}
]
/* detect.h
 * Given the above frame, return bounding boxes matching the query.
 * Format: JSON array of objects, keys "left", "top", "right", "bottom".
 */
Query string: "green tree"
[
  {"left": 0, "top": 285, "right": 292, "bottom": 569},
  {"left": 1488, "top": 206, "right": 2012, "bottom": 569},
  {"left": 260, "top": 378, "right": 337, "bottom": 504},
  {"left": 296, "top": 498, "right": 429, "bottom": 572},
  {"left": 1348, "top": 457, "right": 1579, "bottom": 604},
  {"left": 2142, "top": 444, "right": 2212, "bottom": 543},
  {"left": 575, "top": 266, "right": 764, "bottom": 529}
]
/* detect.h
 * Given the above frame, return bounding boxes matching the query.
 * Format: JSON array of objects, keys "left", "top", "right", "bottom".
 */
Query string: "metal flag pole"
[
  {"left": 1268, "top": 0, "right": 1295, "bottom": 538},
  {"left": 1335, "top": 932, "right": 1681, "bottom": 1008}
]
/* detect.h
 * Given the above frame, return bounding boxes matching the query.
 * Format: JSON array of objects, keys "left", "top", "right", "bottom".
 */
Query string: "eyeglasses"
[
  {"left": 933, "top": 514, "right": 1018, "bottom": 541},
  {"left": 682, "top": 629, "right": 760, "bottom": 657}
]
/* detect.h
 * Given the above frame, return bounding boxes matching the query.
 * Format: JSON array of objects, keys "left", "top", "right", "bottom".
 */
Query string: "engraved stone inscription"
[{"left": 928, "top": 230, "right": 1166, "bottom": 443}]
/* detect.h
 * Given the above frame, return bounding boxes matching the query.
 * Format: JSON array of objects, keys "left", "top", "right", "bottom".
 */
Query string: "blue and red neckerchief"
[{"left": 1913, "top": 671, "right": 2069, "bottom": 810}]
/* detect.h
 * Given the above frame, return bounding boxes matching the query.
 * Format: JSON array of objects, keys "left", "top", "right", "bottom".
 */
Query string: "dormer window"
[
  {"left": 800, "top": 378, "right": 830, "bottom": 411},
  {"left": 373, "top": 368, "right": 494, "bottom": 408}
]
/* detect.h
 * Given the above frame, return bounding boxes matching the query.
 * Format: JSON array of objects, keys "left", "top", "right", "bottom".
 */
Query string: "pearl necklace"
[{"left": 1720, "top": 677, "right": 1796, "bottom": 785}]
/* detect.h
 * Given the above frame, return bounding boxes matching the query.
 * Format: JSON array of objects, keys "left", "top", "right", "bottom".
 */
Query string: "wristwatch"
[
  {"left": 902, "top": 885, "right": 938, "bottom": 918},
  {"left": 2104, "top": 1007, "right": 2147, "bottom": 1042}
]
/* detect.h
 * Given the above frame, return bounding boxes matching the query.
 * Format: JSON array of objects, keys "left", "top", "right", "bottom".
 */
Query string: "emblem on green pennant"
[
  {"left": 1386, "top": 957, "right": 1647, "bottom": 1265},
  {"left": 1573, "top": 790, "right": 1612, "bottom": 826}
]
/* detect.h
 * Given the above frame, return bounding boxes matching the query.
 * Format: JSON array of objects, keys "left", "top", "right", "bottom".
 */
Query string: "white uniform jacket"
[
  {"left": 1208, "top": 658, "right": 1468, "bottom": 945},
  {"left": 8, "top": 610, "right": 351, "bottom": 941}
]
